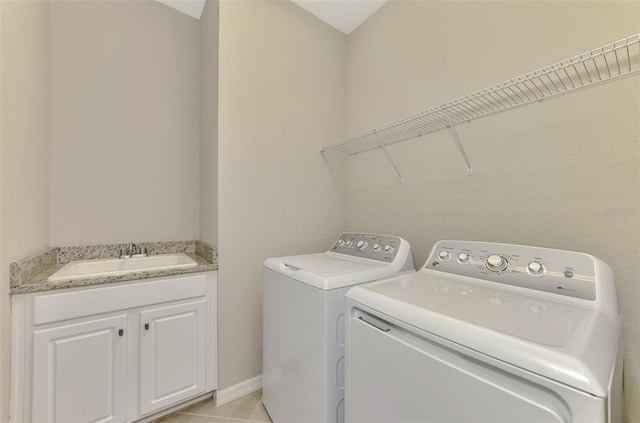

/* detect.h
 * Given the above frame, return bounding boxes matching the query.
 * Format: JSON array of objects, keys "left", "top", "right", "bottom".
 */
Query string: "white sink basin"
[{"left": 48, "top": 253, "right": 198, "bottom": 281}]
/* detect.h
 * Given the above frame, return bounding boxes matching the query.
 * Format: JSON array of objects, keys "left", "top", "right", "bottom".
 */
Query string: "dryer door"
[{"left": 345, "top": 311, "right": 571, "bottom": 423}]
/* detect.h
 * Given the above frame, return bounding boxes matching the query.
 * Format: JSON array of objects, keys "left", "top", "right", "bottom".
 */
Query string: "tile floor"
[{"left": 156, "top": 390, "right": 272, "bottom": 423}]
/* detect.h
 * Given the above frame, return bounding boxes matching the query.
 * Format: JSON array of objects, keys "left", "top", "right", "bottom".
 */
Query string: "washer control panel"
[
  {"left": 331, "top": 233, "right": 403, "bottom": 263},
  {"left": 425, "top": 240, "right": 597, "bottom": 301}
]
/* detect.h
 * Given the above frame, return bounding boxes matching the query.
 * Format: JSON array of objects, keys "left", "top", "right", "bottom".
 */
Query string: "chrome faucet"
[
  {"left": 120, "top": 243, "right": 147, "bottom": 259},
  {"left": 120, "top": 243, "right": 133, "bottom": 259},
  {"left": 132, "top": 245, "right": 147, "bottom": 258}
]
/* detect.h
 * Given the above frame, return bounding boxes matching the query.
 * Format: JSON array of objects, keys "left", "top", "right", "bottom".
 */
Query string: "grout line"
[
  {"left": 249, "top": 398, "right": 262, "bottom": 421},
  {"left": 171, "top": 392, "right": 268, "bottom": 423}
]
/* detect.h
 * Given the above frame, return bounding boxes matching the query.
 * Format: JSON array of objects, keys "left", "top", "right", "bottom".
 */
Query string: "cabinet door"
[
  {"left": 32, "top": 314, "right": 128, "bottom": 423},
  {"left": 139, "top": 300, "right": 207, "bottom": 416}
]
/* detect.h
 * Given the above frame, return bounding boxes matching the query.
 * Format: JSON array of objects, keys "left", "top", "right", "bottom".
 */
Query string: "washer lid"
[
  {"left": 264, "top": 253, "right": 391, "bottom": 290},
  {"left": 346, "top": 271, "right": 621, "bottom": 397}
]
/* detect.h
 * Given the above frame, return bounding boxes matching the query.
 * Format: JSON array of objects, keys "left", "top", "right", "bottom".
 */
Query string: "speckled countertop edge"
[{"left": 10, "top": 240, "right": 218, "bottom": 295}]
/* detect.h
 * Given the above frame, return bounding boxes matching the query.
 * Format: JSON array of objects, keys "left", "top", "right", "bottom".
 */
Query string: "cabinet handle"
[
  {"left": 144, "top": 323, "right": 149, "bottom": 331},
  {"left": 118, "top": 329, "right": 124, "bottom": 336}
]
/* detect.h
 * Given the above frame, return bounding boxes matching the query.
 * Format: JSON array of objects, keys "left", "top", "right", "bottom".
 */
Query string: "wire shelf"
[{"left": 320, "top": 34, "right": 640, "bottom": 160}]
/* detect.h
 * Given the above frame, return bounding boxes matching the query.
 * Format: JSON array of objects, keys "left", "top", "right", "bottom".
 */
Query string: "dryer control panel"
[
  {"left": 330, "top": 233, "right": 404, "bottom": 263},
  {"left": 425, "top": 240, "right": 603, "bottom": 301}
]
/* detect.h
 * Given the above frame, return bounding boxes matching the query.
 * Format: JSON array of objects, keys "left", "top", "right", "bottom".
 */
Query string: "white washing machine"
[
  {"left": 345, "top": 240, "right": 623, "bottom": 423},
  {"left": 263, "top": 233, "right": 414, "bottom": 423}
]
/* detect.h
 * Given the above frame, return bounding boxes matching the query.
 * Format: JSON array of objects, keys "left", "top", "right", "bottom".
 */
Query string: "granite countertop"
[{"left": 10, "top": 240, "right": 218, "bottom": 295}]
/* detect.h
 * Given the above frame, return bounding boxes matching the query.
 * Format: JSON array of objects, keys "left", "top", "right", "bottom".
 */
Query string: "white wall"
[
  {"left": 346, "top": 1, "right": 639, "bottom": 421},
  {"left": 0, "top": 0, "right": 51, "bottom": 420},
  {"left": 217, "top": 0, "right": 347, "bottom": 388},
  {"left": 200, "top": 0, "right": 218, "bottom": 245},
  {"left": 50, "top": 0, "right": 200, "bottom": 246}
]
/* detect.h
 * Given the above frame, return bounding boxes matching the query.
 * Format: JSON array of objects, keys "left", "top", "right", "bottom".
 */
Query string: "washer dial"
[
  {"left": 373, "top": 243, "right": 382, "bottom": 252},
  {"left": 457, "top": 252, "right": 470, "bottom": 264},
  {"left": 384, "top": 245, "right": 394, "bottom": 253},
  {"left": 336, "top": 239, "right": 346, "bottom": 248},
  {"left": 356, "top": 240, "right": 368, "bottom": 251},
  {"left": 485, "top": 254, "right": 508, "bottom": 272},
  {"left": 345, "top": 240, "right": 354, "bottom": 248}
]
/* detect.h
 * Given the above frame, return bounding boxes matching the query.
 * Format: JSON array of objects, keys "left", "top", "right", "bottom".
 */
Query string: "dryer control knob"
[
  {"left": 384, "top": 245, "right": 394, "bottom": 253},
  {"left": 527, "top": 261, "right": 544, "bottom": 275},
  {"left": 486, "top": 254, "right": 508, "bottom": 272},
  {"left": 438, "top": 250, "right": 451, "bottom": 261},
  {"left": 373, "top": 243, "right": 382, "bottom": 252},
  {"left": 356, "top": 240, "right": 368, "bottom": 251}
]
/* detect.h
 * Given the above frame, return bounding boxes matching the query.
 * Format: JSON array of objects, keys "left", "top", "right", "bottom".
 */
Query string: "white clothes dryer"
[
  {"left": 263, "top": 233, "right": 414, "bottom": 423},
  {"left": 345, "top": 240, "right": 623, "bottom": 423}
]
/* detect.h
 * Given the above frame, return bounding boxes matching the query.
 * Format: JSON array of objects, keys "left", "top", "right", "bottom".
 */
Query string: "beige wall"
[
  {"left": 7, "top": 0, "right": 634, "bottom": 418},
  {"left": 0, "top": 0, "right": 52, "bottom": 420},
  {"left": 346, "top": 1, "right": 639, "bottom": 421},
  {"left": 217, "top": 0, "right": 347, "bottom": 388},
  {"left": 50, "top": 0, "right": 200, "bottom": 246},
  {"left": 200, "top": 0, "right": 218, "bottom": 245}
]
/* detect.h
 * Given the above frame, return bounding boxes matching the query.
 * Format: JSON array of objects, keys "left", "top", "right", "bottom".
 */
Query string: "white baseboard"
[{"left": 214, "top": 375, "right": 262, "bottom": 407}]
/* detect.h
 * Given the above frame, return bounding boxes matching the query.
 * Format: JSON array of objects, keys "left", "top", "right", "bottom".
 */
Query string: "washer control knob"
[
  {"left": 527, "top": 261, "right": 544, "bottom": 275},
  {"left": 336, "top": 239, "right": 346, "bottom": 248},
  {"left": 345, "top": 240, "right": 354, "bottom": 248},
  {"left": 356, "top": 240, "right": 368, "bottom": 251},
  {"left": 457, "top": 252, "right": 470, "bottom": 264},
  {"left": 373, "top": 243, "right": 382, "bottom": 252},
  {"left": 486, "top": 254, "right": 508, "bottom": 272},
  {"left": 438, "top": 250, "right": 451, "bottom": 261},
  {"left": 383, "top": 245, "right": 394, "bottom": 253}
]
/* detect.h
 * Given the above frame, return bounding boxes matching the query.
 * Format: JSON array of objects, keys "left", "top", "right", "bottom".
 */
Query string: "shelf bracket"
[
  {"left": 444, "top": 108, "right": 473, "bottom": 175},
  {"left": 375, "top": 131, "right": 403, "bottom": 183}
]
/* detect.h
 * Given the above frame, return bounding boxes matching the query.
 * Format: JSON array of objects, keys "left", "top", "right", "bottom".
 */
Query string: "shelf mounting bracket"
[
  {"left": 444, "top": 108, "right": 473, "bottom": 175},
  {"left": 375, "top": 131, "right": 403, "bottom": 183}
]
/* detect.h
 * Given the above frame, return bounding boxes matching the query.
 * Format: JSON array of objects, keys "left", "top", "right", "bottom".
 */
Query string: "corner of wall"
[
  {"left": 0, "top": 0, "right": 52, "bottom": 419},
  {"left": 199, "top": 0, "right": 219, "bottom": 246}
]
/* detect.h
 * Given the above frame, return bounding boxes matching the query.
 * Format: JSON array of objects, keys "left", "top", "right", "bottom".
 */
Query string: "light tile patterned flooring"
[{"left": 156, "top": 390, "right": 272, "bottom": 423}]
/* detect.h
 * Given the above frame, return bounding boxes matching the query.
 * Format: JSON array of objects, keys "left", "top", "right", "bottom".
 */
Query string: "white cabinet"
[
  {"left": 32, "top": 314, "right": 128, "bottom": 423},
  {"left": 139, "top": 300, "right": 207, "bottom": 415},
  {"left": 11, "top": 272, "right": 217, "bottom": 423}
]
